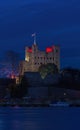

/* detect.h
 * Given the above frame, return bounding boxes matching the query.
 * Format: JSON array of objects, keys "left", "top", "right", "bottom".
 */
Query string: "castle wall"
[
  {"left": 19, "top": 44, "right": 60, "bottom": 75},
  {"left": 24, "top": 72, "right": 60, "bottom": 98}
]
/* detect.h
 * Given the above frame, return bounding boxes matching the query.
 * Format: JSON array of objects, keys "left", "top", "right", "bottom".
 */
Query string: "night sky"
[{"left": 0, "top": 0, "right": 80, "bottom": 69}]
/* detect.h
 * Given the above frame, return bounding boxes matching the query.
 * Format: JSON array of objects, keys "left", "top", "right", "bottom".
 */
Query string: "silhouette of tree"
[
  {"left": 38, "top": 63, "right": 58, "bottom": 79},
  {"left": 61, "top": 67, "right": 80, "bottom": 81},
  {"left": 8, "top": 83, "right": 17, "bottom": 98},
  {"left": 5, "top": 50, "right": 20, "bottom": 76},
  {"left": 38, "top": 64, "right": 47, "bottom": 79},
  {"left": 8, "top": 75, "right": 28, "bottom": 99},
  {"left": 60, "top": 67, "right": 80, "bottom": 89},
  {"left": 20, "top": 75, "right": 28, "bottom": 97}
]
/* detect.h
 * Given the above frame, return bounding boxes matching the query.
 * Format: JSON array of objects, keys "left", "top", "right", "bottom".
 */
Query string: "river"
[{"left": 0, "top": 107, "right": 80, "bottom": 130}]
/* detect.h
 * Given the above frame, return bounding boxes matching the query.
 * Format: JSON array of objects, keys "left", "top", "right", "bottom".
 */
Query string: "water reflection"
[
  {"left": 0, "top": 107, "right": 80, "bottom": 130},
  {"left": 0, "top": 107, "right": 41, "bottom": 130}
]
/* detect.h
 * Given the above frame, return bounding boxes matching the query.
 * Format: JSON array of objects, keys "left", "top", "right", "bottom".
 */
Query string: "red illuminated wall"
[
  {"left": 46, "top": 46, "right": 54, "bottom": 53},
  {"left": 27, "top": 47, "right": 32, "bottom": 53}
]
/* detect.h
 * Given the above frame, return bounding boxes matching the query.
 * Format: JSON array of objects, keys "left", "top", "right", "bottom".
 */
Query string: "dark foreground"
[{"left": 0, "top": 107, "right": 80, "bottom": 130}]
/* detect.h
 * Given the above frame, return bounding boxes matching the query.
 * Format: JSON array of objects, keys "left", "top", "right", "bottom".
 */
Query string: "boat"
[{"left": 49, "top": 101, "right": 69, "bottom": 107}]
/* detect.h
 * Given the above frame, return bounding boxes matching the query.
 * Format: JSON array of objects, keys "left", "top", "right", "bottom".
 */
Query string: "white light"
[{"left": 25, "top": 56, "right": 29, "bottom": 62}]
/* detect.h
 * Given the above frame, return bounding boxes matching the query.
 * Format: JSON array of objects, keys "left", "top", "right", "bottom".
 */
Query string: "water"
[{"left": 0, "top": 107, "right": 80, "bottom": 130}]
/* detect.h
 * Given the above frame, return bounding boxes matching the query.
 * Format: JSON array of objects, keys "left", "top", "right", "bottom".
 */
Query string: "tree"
[
  {"left": 38, "top": 64, "right": 47, "bottom": 79},
  {"left": 38, "top": 63, "right": 58, "bottom": 79},
  {"left": 61, "top": 67, "right": 80, "bottom": 81},
  {"left": 8, "top": 75, "right": 28, "bottom": 99},
  {"left": 4, "top": 50, "right": 20, "bottom": 77},
  {"left": 60, "top": 67, "right": 80, "bottom": 88},
  {"left": 8, "top": 83, "right": 17, "bottom": 98},
  {"left": 46, "top": 63, "right": 58, "bottom": 74},
  {"left": 20, "top": 75, "right": 28, "bottom": 97}
]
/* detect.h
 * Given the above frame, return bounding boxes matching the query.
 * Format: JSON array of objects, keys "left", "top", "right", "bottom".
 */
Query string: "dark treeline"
[
  {"left": 7, "top": 67, "right": 80, "bottom": 99},
  {"left": 8, "top": 75, "right": 28, "bottom": 99},
  {"left": 58, "top": 67, "right": 80, "bottom": 90},
  {"left": 0, "top": 64, "right": 80, "bottom": 99}
]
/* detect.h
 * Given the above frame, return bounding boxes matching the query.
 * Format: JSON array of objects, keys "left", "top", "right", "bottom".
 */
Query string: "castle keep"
[{"left": 19, "top": 43, "right": 60, "bottom": 75}]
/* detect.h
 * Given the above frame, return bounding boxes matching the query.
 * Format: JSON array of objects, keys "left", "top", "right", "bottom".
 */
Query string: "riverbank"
[
  {"left": 0, "top": 103, "right": 49, "bottom": 107},
  {"left": 0, "top": 102, "right": 80, "bottom": 107}
]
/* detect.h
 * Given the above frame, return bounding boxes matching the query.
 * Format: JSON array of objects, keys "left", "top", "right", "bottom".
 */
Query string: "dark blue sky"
[{"left": 0, "top": 0, "right": 80, "bottom": 68}]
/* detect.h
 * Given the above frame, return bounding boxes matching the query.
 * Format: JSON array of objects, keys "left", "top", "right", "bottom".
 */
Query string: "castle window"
[
  {"left": 38, "top": 57, "right": 39, "bottom": 59},
  {"left": 35, "top": 57, "right": 36, "bottom": 59},
  {"left": 50, "top": 57, "right": 52, "bottom": 60},
  {"left": 35, "top": 63, "right": 36, "bottom": 65}
]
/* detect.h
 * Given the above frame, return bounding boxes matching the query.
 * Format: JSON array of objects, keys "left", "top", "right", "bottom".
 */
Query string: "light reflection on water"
[{"left": 0, "top": 107, "right": 80, "bottom": 130}]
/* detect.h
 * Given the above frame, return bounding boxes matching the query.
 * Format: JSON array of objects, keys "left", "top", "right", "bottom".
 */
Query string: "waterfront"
[{"left": 0, "top": 107, "right": 80, "bottom": 130}]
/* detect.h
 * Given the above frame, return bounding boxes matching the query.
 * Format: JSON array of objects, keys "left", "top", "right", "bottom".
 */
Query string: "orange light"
[{"left": 11, "top": 74, "right": 15, "bottom": 79}]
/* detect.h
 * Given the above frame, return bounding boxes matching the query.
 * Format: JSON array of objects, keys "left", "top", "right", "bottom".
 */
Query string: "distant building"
[{"left": 19, "top": 42, "right": 60, "bottom": 75}]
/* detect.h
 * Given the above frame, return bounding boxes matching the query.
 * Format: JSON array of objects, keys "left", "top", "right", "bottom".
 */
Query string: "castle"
[{"left": 19, "top": 40, "right": 60, "bottom": 75}]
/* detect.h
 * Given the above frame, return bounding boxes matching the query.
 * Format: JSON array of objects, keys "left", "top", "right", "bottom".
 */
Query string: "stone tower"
[{"left": 19, "top": 43, "right": 60, "bottom": 75}]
